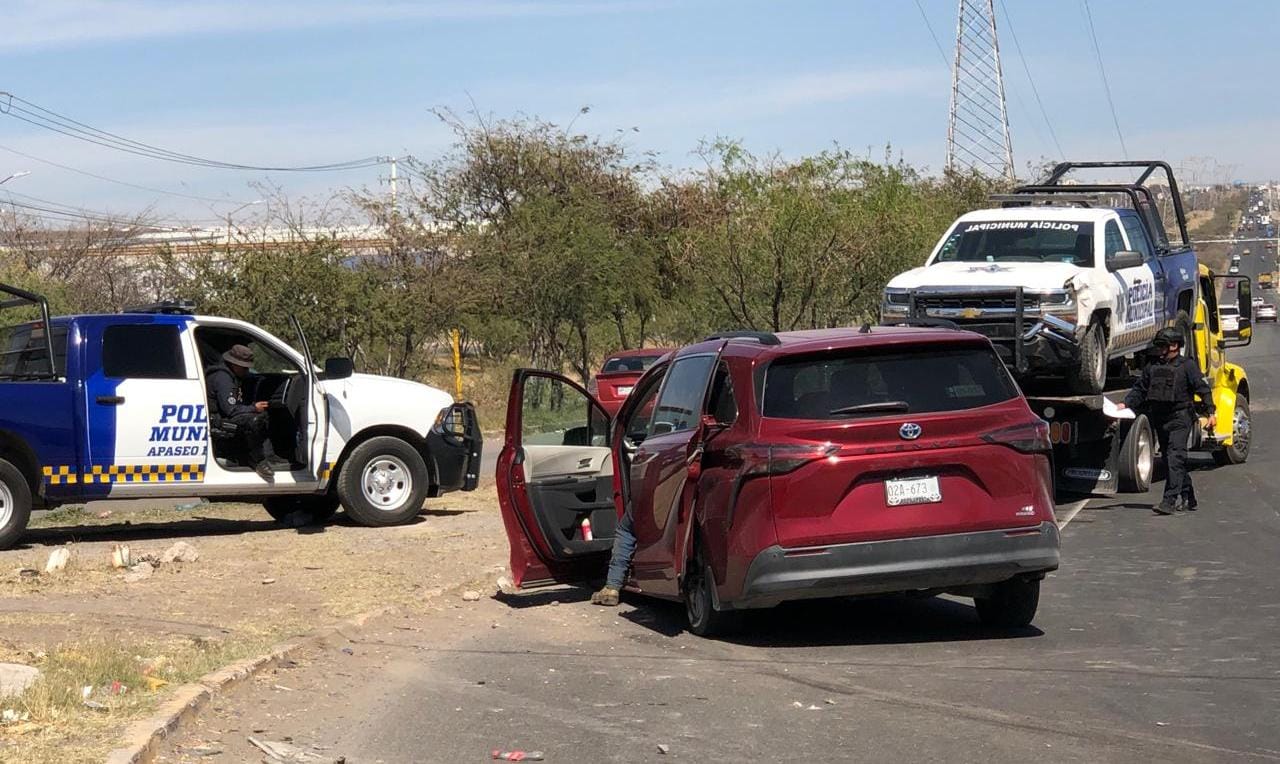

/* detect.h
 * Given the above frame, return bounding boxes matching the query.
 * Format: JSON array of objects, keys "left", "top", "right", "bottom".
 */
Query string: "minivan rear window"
[{"left": 763, "top": 346, "right": 1018, "bottom": 420}]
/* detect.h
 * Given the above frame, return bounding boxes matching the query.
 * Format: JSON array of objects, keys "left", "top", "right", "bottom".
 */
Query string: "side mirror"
[
  {"left": 1106, "top": 250, "right": 1144, "bottom": 271},
  {"left": 700, "top": 413, "right": 729, "bottom": 440},
  {"left": 1235, "top": 277, "right": 1253, "bottom": 344},
  {"left": 323, "top": 357, "right": 354, "bottom": 380}
]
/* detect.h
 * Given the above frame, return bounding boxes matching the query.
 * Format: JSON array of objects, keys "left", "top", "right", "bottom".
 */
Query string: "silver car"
[{"left": 1257, "top": 303, "right": 1278, "bottom": 323}]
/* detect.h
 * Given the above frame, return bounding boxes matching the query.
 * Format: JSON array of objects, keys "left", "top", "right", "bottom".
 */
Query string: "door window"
[
  {"left": 707, "top": 363, "right": 737, "bottom": 425},
  {"left": 521, "top": 375, "right": 608, "bottom": 447},
  {"left": 622, "top": 372, "right": 665, "bottom": 444},
  {"left": 103, "top": 325, "right": 187, "bottom": 379},
  {"left": 1120, "top": 215, "right": 1154, "bottom": 260},
  {"left": 1104, "top": 220, "right": 1125, "bottom": 259},
  {"left": 649, "top": 355, "right": 716, "bottom": 436}
]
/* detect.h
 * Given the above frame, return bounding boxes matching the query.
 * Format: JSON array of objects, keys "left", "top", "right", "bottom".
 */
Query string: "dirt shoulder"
[{"left": 0, "top": 486, "right": 507, "bottom": 763}]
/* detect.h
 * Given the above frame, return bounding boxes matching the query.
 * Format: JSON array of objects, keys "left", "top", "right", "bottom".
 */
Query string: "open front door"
[
  {"left": 287, "top": 315, "right": 327, "bottom": 477},
  {"left": 497, "top": 370, "right": 615, "bottom": 589}
]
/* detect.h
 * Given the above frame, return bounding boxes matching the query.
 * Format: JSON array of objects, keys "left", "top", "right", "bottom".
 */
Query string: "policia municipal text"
[{"left": 1116, "top": 328, "right": 1216, "bottom": 515}]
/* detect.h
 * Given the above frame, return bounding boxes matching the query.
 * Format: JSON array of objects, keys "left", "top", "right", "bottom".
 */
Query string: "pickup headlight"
[
  {"left": 1033, "top": 289, "right": 1077, "bottom": 324},
  {"left": 882, "top": 288, "right": 910, "bottom": 318}
]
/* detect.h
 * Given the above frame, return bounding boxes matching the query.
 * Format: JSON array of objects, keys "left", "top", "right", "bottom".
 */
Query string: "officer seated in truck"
[{"left": 205, "top": 344, "right": 290, "bottom": 479}]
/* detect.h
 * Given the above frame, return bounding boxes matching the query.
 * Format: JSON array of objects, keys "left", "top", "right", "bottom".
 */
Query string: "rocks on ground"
[{"left": 0, "top": 662, "right": 40, "bottom": 699}]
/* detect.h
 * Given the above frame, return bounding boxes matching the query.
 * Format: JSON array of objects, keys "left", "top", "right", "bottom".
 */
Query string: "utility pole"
[
  {"left": 390, "top": 156, "right": 398, "bottom": 208},
  {"left": 946, "top": 0, "right": 1015, "bottom": 183}
]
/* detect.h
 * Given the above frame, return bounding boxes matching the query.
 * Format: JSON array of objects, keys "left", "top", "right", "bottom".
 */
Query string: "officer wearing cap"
[
  {"left": 1117, "top": 328, "right": 1216, "bottom": 515},
  {"left": 206, "top": 344, "right": 284, "bottom": 479}
]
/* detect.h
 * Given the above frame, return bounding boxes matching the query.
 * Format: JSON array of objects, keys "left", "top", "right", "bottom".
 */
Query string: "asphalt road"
[{"left": 164, "top": 247, "right": 1280, "bottom": 763}]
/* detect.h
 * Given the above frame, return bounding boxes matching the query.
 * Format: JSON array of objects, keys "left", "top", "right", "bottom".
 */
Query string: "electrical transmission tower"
[{"left": 946, "top": 0, "right": 1015, "bottom": 182}]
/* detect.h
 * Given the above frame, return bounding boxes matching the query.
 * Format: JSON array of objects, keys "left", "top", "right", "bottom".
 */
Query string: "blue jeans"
[{"left": 605, "top": 511, "right": 636, "bottom": 589}]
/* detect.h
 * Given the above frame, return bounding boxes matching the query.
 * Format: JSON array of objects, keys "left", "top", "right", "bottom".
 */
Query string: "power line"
[
  {"left": 1080, "top": 0, "right": 1127, "bottom": 158},
  {"left": 0, "top": 189, "right": 226, "bottom": 231},
  {"left": 0, "top": 143, "right": 257, "bottom": 206},
  {"left": 0, "top": 91, "right": 387, "bottom": 172},
  {"left": 998, "top": 0, "right": 1064, "bottom": 159},
  {"left": 913, "top": 0, "right": 952, "bottom": 69}
]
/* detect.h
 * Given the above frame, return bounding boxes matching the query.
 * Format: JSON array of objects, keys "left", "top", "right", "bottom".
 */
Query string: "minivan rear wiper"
[{"left": 828, "top": 400, "right": 910, "bottom": 416}]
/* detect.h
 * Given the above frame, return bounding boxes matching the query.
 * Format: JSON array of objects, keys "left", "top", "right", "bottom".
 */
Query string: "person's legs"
[
  {"left": 229, "top": 412, "right": 271, "bottom": 476},
  {"left": 592, "top": 511, "right": 636, "bottom": 606},
  {"left": 1160, "top": 413, "right": 1191, "bottom": 512}
]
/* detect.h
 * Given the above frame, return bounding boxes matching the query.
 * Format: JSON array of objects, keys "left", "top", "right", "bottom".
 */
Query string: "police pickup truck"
[
  {"left": 882, "top": 161, "right": 1200, "bottom": 394},
  {"left": 0, "top": 287, "right": 481, "bottom": 550}
]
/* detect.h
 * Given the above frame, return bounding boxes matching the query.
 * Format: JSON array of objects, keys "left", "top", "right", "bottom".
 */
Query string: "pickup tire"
[
  {"left": 974, "top": 576, "right": 1040, "bottom": 629},
  {"left": 0, "top": 458, "right": 32, "bottom": 551},
  {"left": 1069, "top": 323, "right": 1106, "bottom": 394},
  {"left": 336, "top": 437, "right": 429, "bottom": 527},
  {"left": 1213, "top": 395, "right": 1251, "bottom": 465},
  {"left": 1118, "top": 415, "right": 1154, "bottom": 493},
  {"left": 263, "top": 494, "right": 340, "bottom": 526}
]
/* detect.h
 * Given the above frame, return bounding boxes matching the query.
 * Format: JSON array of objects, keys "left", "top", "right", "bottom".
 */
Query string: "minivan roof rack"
[
  {"left": 704, "top": 330, "right": 781, "bottom": 346},
  {"left": 124, "top": 300, "right": 196, "bottom": 315},
  {"left": 879, "top": 318, "right": 961, "bottom": 331}
]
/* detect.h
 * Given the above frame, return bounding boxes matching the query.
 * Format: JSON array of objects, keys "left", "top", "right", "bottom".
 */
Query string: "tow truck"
[
  {"left": 883, "top": 160, "right": 1253, "bottom": 495},
  {"left": 1025, "top": 264, "right": 1251, "bottom": 495}
]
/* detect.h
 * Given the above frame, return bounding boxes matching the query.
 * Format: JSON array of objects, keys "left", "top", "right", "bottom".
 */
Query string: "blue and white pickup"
[
  {"left": 0, "top": 287, "right": 481, "bottom": 549},
  {"left": 882, "top": 161, "right": 1200, "bottom": 394}
]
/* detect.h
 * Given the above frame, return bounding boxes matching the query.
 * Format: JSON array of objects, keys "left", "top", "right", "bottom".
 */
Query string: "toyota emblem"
[{"left": 899, "top": 422, "right": 922, "bottom": 440}]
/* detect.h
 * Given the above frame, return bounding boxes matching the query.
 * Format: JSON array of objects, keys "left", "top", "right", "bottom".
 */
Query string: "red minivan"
[
  {"left": 588, "top": 348, "right": 672, "bottom": 415},
  {"left": 497, "top": 327, "right": 1059, "bottom": 636}
]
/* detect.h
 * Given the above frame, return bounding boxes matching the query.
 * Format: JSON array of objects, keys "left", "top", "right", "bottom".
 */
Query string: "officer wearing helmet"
[{"left": 1117, "top": 327, "right": 1215, "bottom": 514}]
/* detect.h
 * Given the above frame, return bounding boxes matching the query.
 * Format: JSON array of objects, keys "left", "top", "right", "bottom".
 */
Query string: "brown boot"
[{"left": 591, "top": 587, "right": 620, "bottom": 606}]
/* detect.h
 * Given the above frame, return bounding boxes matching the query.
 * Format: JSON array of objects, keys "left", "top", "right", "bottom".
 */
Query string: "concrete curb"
[{"left": 104, "top": 605, "right": 395, "bottom": 764}]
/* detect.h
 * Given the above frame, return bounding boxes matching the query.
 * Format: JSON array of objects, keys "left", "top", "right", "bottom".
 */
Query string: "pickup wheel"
[
  {"left": 1069, "top": 323, "right": 1106, "bottom": 394},
  {"left": 0, "top": 459, "right": 32, "bottom": 551},
  {"left": 974, "top": 577, "right": 1040, "bottom": 629},
  {"left": 263, "top": 494, "right": 340, "bottom": 526},
  {"left": 1213, "top": 395, "right": 1251, "bottom": 465},
  {"left": 1118, "top": 414, "right": 1154, "bottom": 493},
  {"left": 336, "top": 437, "right": 429, "bottom": 527}
]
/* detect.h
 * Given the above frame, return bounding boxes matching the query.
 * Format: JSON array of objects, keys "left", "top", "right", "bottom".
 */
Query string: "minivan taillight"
[
  {"left": 738, "top": 443, "right": 840, "bottom": 477},
  {"left": 981, "top": 420, "right": 1052, "bottom": 454}
]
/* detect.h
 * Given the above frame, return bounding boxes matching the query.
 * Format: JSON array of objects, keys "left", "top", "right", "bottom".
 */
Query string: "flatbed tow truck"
[{"left": 885, "top": 161, "right": 1254, "bottom": 497}]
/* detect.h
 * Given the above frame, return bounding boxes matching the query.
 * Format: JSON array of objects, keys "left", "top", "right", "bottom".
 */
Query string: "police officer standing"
[
  {"left": 1117, "top": 328, "right": 1216, "bottom": 515},
  {"left": 206, "top": 344, "right": 285, "bottom": 479}
]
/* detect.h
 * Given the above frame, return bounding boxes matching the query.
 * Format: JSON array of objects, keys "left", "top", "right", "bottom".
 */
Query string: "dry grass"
[{"left": 0, "top": 632, "right": 277, "bottom": 763}]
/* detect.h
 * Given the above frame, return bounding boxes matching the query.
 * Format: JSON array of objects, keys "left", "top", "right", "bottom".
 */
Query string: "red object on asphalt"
[
  {"left": 588, "top": 348, "right": 672, "bottom": 415},
  {"left": 497, "top": 327, "right": 1060, "bottom": 636},
  {"left": 492, "top": 751, "right": 544, "bottom": 761}
]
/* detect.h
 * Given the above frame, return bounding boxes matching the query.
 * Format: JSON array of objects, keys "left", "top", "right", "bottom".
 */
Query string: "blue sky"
[{"left": 2, "top": 0, "right": 1278, "bottom": 224}]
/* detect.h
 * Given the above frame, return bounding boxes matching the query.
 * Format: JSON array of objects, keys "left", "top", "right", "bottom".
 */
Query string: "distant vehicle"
[
  {"left": 588, "top": 348, "right": 672, "bottom": 416},
  {"left": 1242, "top": 249, "right": 1251, "bottom": 257},
  {"left": 1260, "top": 273, "right": 1274, "bottom": 290},
  {"left": 1229, "top": 264, "right": 1241, "bottom": 275},
  {"left": 499, "top": 328, "right": 1060, "bottom": 635},
  {"left": 1257, "top": 304, "right": 1277, "bottom": 322},
  {"left": 1221, "top": 305, "right": 1241, "bottom": 335}
]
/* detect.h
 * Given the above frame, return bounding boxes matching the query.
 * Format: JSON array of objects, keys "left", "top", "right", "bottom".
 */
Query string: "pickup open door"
[
  {"left": 496, "top": 370, "right": 614, "bottom": 589},
  {"left": 288, "top": 315, "right": 329, "bottom": 478}
]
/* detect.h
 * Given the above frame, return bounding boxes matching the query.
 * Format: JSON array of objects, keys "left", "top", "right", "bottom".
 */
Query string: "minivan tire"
[
  {"left": 684, "top": 551, "right": 742, "bottom": 638},
  {"left": 0, "top": 459, "right": 32, "bottom": 551},
  {"left": 1117, "top": 415, "right": 1154, "bottom": 493},
  {"left": 974, "top": 577, "right": 1040, "bottom": 629},
  {"left": 1069, "top": 323, "right": 1106, "bottom": 394},
  {"left": 264, "top": 494, "right": 340, "bottom": 526},
  {"left": 336, "top": 437, "right": 430, "bottom": 527}
]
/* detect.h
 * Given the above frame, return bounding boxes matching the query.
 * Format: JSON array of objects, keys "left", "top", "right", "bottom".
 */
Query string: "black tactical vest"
[{"left": 1147, "top": 362, "right": 1180, "bottom": 404}]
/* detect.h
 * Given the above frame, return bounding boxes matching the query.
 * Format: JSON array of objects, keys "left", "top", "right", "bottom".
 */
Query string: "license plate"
[
  {"left": 885, "top": 476, "right": 942, "bottom": 506},
  {"left": 617, "top": 386, "right": 633, "bottom": 396}
]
